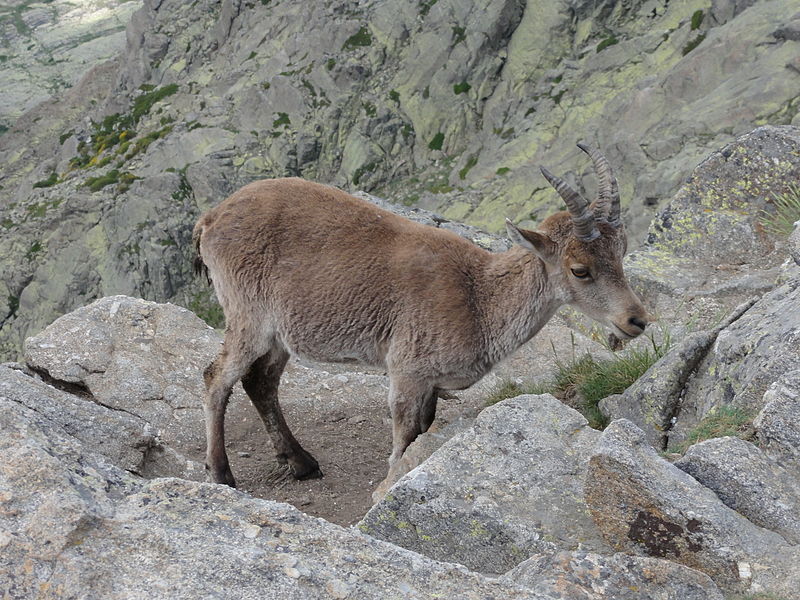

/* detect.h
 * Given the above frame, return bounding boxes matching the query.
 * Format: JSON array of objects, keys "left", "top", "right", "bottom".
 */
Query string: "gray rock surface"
[
  {"left": 0, "top": 386, "right": 549, "bottom": 600},
  {"left": 790, "top": 221, "right": 800, "bottom": 266},
  {"left": 0, "top": 0, "right": 139, "bottom": 131},
  {"left": 668, "top": 277, "right": 800, "bottom": 448},
  {"left": 360, "top": 395, "right": 608, "bottom": 574},
  {"left": 585, "top": 419, "right": 800, "bottom": 596},
  {"left": 505, "top": 550, "right": 724, "bottom": 600},
  {"left": 675, "top": 436, "right": 800, "bottom": 545},
  {"left": 24, "top": 295, "right": 218, "bottom": 448},
  {"left": 754, "top": 369, "right": 800, "bottom": 473},
  {"left": 626, "top": 125, "right": 800, "bottom": 307},
  {"left": 0, "top": 363, "right": 202, "bottom": 480}
]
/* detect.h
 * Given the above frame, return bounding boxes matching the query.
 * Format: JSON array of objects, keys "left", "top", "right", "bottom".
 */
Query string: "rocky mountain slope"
[
  {"left": 0, "top": 0, "right": 798, "bottom": 360},
  {"left": 0, "top": 0, "right": 139, "bottom": 132}
]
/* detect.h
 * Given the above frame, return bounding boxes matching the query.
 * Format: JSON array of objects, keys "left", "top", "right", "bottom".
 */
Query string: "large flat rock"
[
  {"left": 360, "top": 395, "right": 608, "bottom": 574},
  {"left": 585, "top": 419, "right": 800, "bottom": 596}
]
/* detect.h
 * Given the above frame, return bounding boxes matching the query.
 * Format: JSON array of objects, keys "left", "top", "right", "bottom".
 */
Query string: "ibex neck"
[{"left": 478, "top": 246, "right": 563, "bottom": 366}]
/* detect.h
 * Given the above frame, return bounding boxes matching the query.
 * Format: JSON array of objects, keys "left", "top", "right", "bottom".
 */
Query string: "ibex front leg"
[
  {"left": 388, "top": 375, "right": 435, "bottom": 465},
  {"left": 241, "top": 348, "right": 321, "bottom": 479}
]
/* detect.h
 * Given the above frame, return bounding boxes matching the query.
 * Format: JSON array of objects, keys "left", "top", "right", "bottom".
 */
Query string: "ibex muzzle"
[{"left": 194, "top": 143, "right": 649, "bottom": 488}]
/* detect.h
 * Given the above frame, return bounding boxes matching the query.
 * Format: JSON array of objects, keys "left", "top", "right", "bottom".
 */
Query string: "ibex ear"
[{"left": 505, "top": 219, "right": 559, "bottom": 264}]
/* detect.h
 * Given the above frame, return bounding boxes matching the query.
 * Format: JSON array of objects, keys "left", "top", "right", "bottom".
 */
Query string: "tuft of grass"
[
  {"left": 343, "top": 26, "right": 372, "bottom": 50},
  {"left": 428, "top": 132, "right": 444, "bottom": 151},
  {"left": 486, "top": 329, "right": 671, "bottom": 430},
  {"left": 673, "top": 406, "right": 756, "bottom": 454},
  {"left": 759, "top": 183, "right": 800, "bottom": 237},
  {"left": 272, "top": 112, "right": 290, "bottom": 128},
  {"left": 496, "top": 167, "right": 510, "bottom": 176},
  {"left": 451, "top": 25, "right": 466, "bottom": 45},
  {"left": 596, "top": 35, "right": 619, "bottom": 53},
  {"left": 682, "top": 33, "right": 706, "bottom": 55},
  {"left": 453, "top": 81, "right": 471, "bottom": 95},
  {"left": 188, "top": 288, "right": 225, "bottom": 329},
  {"left": 690, "top": 9, "right": 704, "bottom": 30},
  {"left": 32, "top": 172, "right": 58, "bottom": 188},
  {"left": 459, "top": 155, "right": 478, "bottom": 180}
]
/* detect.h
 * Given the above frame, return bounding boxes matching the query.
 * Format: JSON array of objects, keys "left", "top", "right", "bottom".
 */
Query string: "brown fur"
[{"left": 194, "top": 177, "right": 648, "bottom": 487}]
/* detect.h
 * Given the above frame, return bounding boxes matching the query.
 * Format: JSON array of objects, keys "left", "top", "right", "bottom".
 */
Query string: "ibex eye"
[{"left": 571, "top": 267, "right": 590, "bottom": 279}]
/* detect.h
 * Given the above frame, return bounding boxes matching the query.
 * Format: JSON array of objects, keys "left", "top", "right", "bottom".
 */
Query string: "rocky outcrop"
[
  {"left": 360, "top": 395, "right": 608, "bottom": 574},
  {"left": 754, "top": 370, "right": 800, "bottom": 473},
  {"left": 505, "top": 550, "right": 724, "bottom": 600},
  {"left": 675, "top": 436, "right": 800, "bottom": 545},
  {"left": 585, "top": 419, "right": 800, "bottom": 596},
  {"left": 1, "top": 0, "right": 799, "bottom": 360},
  {"left": 0, "top": 387, "right": 550, "bottom": 600}
]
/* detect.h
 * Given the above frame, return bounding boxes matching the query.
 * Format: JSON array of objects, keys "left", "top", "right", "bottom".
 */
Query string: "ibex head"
[{"left": 506, "top": 143, "right": 650, "bottom": 340}]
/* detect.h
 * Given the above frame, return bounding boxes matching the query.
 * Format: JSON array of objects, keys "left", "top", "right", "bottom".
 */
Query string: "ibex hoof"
[
  {"left": 288, "top": 450, "right": 323, "bottom": 480},
  {"left": 206, "top": 463, "right": 237, "bottom": 488}
]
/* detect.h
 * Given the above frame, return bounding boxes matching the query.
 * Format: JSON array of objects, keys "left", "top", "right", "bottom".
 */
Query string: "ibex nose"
[{"left": 628, "top": 316, "right": 647, "bottom": 334}]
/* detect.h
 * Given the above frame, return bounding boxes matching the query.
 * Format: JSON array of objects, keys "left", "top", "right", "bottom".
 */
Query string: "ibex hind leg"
[
  {"left": 388, "top": 375, "right": 435, "bottom": 465},
  {"left": 242, "top": 346, "right": 322, "bottom": 480},
  {"left": 202, "top": 340, "right": 262, "bottom": 487}
]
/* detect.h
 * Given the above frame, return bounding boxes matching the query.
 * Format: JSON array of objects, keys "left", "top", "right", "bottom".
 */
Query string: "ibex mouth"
[{"left": 611, "top": 323, "right": 640, "bottom": 340}]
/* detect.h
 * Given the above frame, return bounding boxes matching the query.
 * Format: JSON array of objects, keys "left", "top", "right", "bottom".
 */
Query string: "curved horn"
[
  {"left": 576, "top": 142, "right": 621, "bottom": 228},
  {"left": 540, "top": 166, "right": 599, "bottom": 241}
]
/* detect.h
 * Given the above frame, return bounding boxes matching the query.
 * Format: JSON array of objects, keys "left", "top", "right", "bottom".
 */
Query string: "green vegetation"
[
  {"left": 26, "top": 241, "right": 42, "bottom": 259},
  {"left": 26, "top": 199, "right": 60, "bottom": 218},
  {"left": 419, "top": 0, "right": 438, "bottom": 18},
  {"left": 272, "top": 112, "right": 290, "bottom": 128},
  {"left": 459, "top": 155, "right": 478, "bottom": 180},
  {"left": 673, "top": 406, "right": 756, "bottom": 454},
  {"left": 759, "top": 183, "right": 800, "bottom": 236},
  {"left": 352, "top": 161, "right": 378, "bottom": 186},
  {"left": 188, "top": 288, "right": 225, "bottom": 329},
  {"left": 343, "top": 26, "right": 372, "bottom": 50},
  {"left": 496, "top": 167, "right": 510, "bottom": 175},
  {"left": 690, "top": 9, "right": 704, "bottom": 30},
  {"left": 453, "top": 81, "right": 471, "bottom": 95},
  {"left": 132, "top": 83, "right": 178, "bottom": 123},
  {"left": 83, "top": 170, "right": 137, "bottom": 192},
  {"left": 247, "top": 51, "right": 257, "bottom": 61},
  {"left": 487, "top": 330, "right": 671, "bottom": 430},
  {"left": 389, "top": 89, "right": 400, "bottom": 104},
  {"left": 326, "top": 57, "right": 336, "bottom": 70},
  {"left": 363, "top": 101, "right": 377, "bottom": 117},
  {"left": 32, "top": 172, "right": 58, "bottom": 188},
  {"left": 59, "top": 130, "right": 74, "bottom": 145},
  {"left": 451, "top": 25, "right": 466, "bottom": 45},
  {"left": 7, "top": 294, "right": 19, "bottom": 317},
  {"left": 428, "top": 132, "right": 444, "bottom": 151},
  {"left": 596, "top": 35, "right": 619, "bottom": 53},
  {"left": 682, "top": 33, "right": 706, "bottom": 55}
]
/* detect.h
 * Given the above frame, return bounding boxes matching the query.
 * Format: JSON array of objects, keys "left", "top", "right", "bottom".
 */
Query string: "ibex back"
[{"left": 194, "top": 143, "right": 649, "bottom": 487}]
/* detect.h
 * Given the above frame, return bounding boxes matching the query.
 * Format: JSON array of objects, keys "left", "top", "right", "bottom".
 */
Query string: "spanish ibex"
[{"left": 194, "top": 143, "right": 649, "bottom": 487}]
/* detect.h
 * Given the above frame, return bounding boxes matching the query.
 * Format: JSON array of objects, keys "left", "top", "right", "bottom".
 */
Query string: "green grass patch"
[
  {"left": 188, "top": 288, "right": 225, "bottom": 329},
  {"left": 596, "top": 35, "right": 619, "bottom": 53},
  {"left": 487, "top": 330, "right": 671, "bottom": 429},
  {"left": 428, "top": 132, "right": 444, "bottom": 151},
  {"left": 673, "top": 406, "right": 757, "bottom": 454},
  {"left": 451, "top": 25, "right": 466, "bottom": 45},
  {"left": 453, "top": 81, "right": 471, "bottom": 95},
  {"left": 389, "top": 89, "right": 400, "bottom": 104},
  {"left": 690, "top": 9, "right": 704, "bottom": 30},
  {"left": 496, "top": 167, "right": 510, "bottom": 176},
  {"left": 459, "top": 155, "right": 478, "bottom": 180},
  {"left": 272, "top": 112, "right": 290, "bottom": 128},
  {"left": 32, "top": 172, "right": 58, "bottom": 188},
  {"left": 759, "top": 183, "right": 800, "bottom": 236},
  {"left": 343, "top": 26, "right": 372, "bottom": 50},
  {"left": 132, "top": 83, "right": 178, "bottom": 122},
  {"left": 419, "top": 0, "right": 438, "bottom": 17},
  {"left": 682, "top": 33, "right": 706, "bottom": 55}
]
